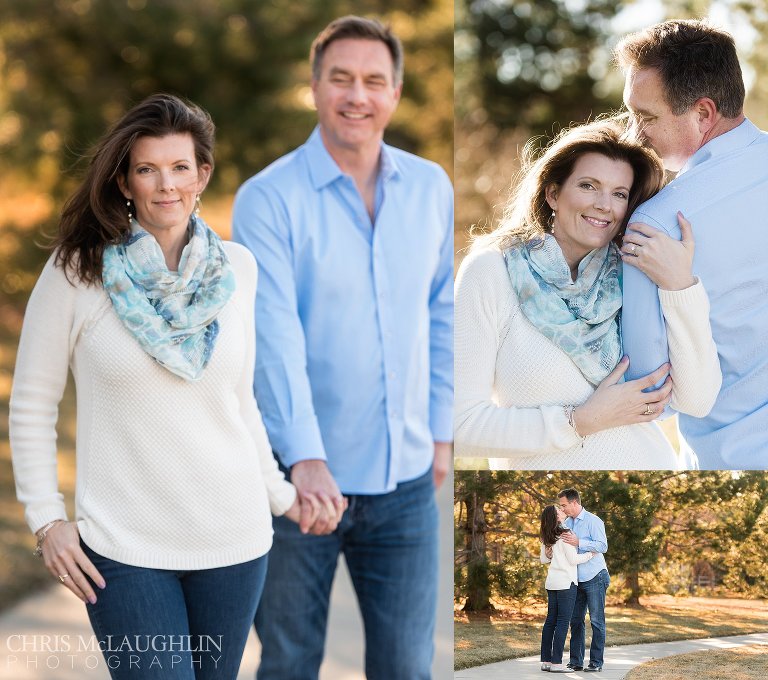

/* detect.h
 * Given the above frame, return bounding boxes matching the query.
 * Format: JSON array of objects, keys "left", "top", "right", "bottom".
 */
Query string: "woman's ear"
[
  {"left": 116, "top": 174, "right": 131, "bottom": 200},
  {"left": 544, "top": 184, "right": 558, "bottom": 211},
  {"left": 197, "top": 164, "right": 212, "bottom": 193}
]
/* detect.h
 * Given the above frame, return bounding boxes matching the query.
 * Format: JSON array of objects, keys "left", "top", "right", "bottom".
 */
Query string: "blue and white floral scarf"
[
  {"left": 102, "top": 215, "right": 235, "bottom": 381},
  {"left": 504, "top": 235, "right": 622, "bottom": 386}
]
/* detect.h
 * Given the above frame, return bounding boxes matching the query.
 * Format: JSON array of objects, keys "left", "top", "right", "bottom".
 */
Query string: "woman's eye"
[
  {"left": 579, "top": 182, "right": 594, "bottom": 190},
  {"left": 175, "top": 164, "right": 191, "bottom": 171},
  {"left": 137, "top": 167, "right": 152, "bottom": 174},
  {"left": 615, "top": 192, "right": 628, "bottom": 200}
]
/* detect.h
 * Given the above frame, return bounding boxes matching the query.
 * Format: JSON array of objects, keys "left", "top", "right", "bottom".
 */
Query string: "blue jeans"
[
  {"left": 569, "top": 569, "right": 610, "bottom": 668},
  {"left": 255, "top": 467, "right": 438, "bottom": 680},
  {"left": 541, "top": 584, "right": 577, "bottom": 664},
  {"left": 81, "top": 540, "right": 268, "bottom": 680}
]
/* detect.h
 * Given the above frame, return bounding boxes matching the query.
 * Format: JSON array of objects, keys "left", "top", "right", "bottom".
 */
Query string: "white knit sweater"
[
  {"left": 454, "top": 247, "right": 721, "bottom": 469},
  {"left": 10, "top": 242, "right": 296, "bottom": 570},
  {"left": 540, "top": 539, "right": 594, "bottom": 591}
]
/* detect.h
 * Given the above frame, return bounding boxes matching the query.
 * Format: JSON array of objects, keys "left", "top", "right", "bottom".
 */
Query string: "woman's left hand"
[{"left": 621, "top": 212, "right": 696, "bottom": 291}]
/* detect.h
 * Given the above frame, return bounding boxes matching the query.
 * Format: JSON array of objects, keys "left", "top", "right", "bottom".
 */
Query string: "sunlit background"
[{"left": 454, "top": 0, "right": 768, "bottom": 454}]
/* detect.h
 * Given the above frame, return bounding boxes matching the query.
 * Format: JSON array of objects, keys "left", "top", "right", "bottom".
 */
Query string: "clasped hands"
[
  {"left": 545, "top": 531, "right": 597, "bottom": 559},
  {"left": 284, "top": 459, "right": 348, "bottom": 535}
]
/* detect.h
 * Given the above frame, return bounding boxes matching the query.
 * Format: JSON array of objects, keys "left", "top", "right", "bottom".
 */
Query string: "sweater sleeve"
[
  {"left": 453, "top": 249, "right": 582, "bottom": 456},
  {"left": 9, "top": 256, "right": 76, "bottom": 533},
  {"left": 227, "top": 243, "right": 297, "bottom": 516},
  {"left": 563, "top": 541, "right": 594, "bottom": 566},
  {"left": 540, "top": 544, "right": 552, "bottom": 564},
  {"left": 659, "top": 278, "right": 722, "bottom": 417}
]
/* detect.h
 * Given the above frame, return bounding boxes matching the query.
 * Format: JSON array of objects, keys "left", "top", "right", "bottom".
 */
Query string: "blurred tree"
[
  {"left": 0, "top": 0, "right": 452, "bottom": 201},
  {"left": 465, "top": 0, "right": 627, "bottom": 134}
]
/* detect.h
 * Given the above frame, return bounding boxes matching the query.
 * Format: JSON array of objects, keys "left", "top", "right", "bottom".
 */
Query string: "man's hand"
[
  {"left": 290, "top": 459, "right": 346, "bottom": 535},
  {"left": 561, "top": 531, "right": 579, "bottom": 547},
  {"left": 433, "top": 441, "right": 452, "bottom": 489}
]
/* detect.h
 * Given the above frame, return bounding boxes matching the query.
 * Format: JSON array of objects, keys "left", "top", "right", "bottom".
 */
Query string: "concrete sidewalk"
[
  {"left": 0, "top": 478, "right": 453, "bottom": 679},
  {"left": 454, "top": 632, "right": 768, "bottom": 679}
]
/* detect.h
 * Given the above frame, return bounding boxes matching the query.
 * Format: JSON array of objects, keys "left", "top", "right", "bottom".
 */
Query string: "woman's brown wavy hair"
[{"left": 52, "top": 93, "right": 215, "bottom": 284}]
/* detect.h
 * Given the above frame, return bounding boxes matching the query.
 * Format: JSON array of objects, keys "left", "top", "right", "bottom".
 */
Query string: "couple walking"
[
  {"left": 539, "top": 489, "right": 609, "bottom": 673},
  {"left": 9, "top": 15, "right": 452, "bottom": 680}
]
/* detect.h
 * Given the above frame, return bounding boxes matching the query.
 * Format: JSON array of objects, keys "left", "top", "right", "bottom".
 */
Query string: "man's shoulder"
[
  {"left": 237, "top": 145, "right": 308, "bottom": 196},
  {"left": 581, "top": 508, "right": 603, "bottom": 524},
  {"left": 385, "top": 144, "right": 451, "bottom": 185},
  {"left": 630, "top": 174, "right": 701, "bottom": 236}
]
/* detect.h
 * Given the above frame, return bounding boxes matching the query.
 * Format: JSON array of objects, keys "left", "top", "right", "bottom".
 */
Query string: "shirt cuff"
[
  {"left": 430, "top": 401, "right": 454, "bottom": 443},
  {"left": 271, "top": 416, "right": 327, "bottom": 469}
]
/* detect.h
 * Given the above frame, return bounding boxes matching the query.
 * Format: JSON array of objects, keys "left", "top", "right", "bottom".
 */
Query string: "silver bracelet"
[
  {"left": 33, "top": 520, "right": 64, "bottom": 558},
  {"left": 564, "top": 405, "right": 585, "bottom": 448}
]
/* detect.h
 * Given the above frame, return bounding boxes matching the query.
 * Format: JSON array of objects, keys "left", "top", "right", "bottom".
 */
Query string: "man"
[
  {"left": 232, "top": 16, "right": 453, "bottom": 680},
  {"left": 616, "top": 20, "right": 768, "bottom": 469},
  {"left": 558, "top": 488, "right": 609, "bottom": 673}
]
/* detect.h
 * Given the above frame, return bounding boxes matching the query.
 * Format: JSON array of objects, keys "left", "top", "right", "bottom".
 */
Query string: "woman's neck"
[{"left": 137, "top": 220, "right": 190, "bottom": 271}]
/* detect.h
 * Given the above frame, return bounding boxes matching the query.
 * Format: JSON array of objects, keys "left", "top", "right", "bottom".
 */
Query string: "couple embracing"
[
  {"left": 455, "top": 19, "right": 768, "bottom": 469},
  {"left": 539, "top": 489, "right": 609, "bottom": 673}
]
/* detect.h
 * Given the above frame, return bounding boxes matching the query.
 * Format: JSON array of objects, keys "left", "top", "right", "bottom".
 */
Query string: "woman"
[
  {"left": 454, "top": 119, "right": 722, "bottom": 469},
  {"left": 539, "top": 505, "right": 596, "bottom": 673},
  {"left": 9, "top": 94, "right": 341, "bottom": 679}
]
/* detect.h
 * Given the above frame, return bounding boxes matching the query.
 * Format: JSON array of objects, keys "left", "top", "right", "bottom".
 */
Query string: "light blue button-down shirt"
[
  {"left": 621, "top": 119, "right": 768, "bottom": 469},
  {"left": 565, "top": 508, "right": 608, "bottom": 582},
  {"left": 232, "top": 127, "right": 454, "bottom": 494}
]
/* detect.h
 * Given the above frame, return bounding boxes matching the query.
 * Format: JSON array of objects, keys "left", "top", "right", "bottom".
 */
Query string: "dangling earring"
[
  {"left": 126, "top": 199, "right": 134, "bottom": 223},
  {"left": 548, "top": 209, "right": 556, "bottom": 234},
  {"left": 195, "top": 195, "right": 201, "bottom": 217}
]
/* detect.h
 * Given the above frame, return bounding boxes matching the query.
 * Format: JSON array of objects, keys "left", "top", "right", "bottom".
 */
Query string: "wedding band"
[
  {"left": 630, "top": 243, "right": 637, "bottom": 255},
  {"left": 58, "top": 574, "right": 70, "bottom": 583},
  {"left": 642, "top": 404, "right": 654, "bottom": 416}
]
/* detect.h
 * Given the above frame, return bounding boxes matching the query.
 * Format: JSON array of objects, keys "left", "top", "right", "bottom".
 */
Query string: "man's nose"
[{"left": 346, "top": 79, "right": 366, "bottom": 104}]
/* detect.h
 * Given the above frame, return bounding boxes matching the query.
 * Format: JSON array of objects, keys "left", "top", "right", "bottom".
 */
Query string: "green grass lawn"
[{"left": 455, "top": 596, "right": 768, "bottom": 670}]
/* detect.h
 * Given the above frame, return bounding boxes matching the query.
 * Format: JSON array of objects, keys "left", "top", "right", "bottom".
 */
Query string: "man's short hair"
[
  {"left": 310, "top": 15, "right": 404, "bottom": 86},
  {"left": 558, "top": 488, "right": 581, "bottom": 504},
  {"left": 615, "top": 19, "right": 744, "bottom": 118}
]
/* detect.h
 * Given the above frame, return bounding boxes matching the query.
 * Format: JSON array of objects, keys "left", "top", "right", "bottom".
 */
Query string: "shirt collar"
[
  {"left": 679, "top": 117, "right": 761, "bottom": 176},
  {"left": 304, "top": 125, "right": 401, "bottom": 190},
  {"left": 573, "top": 508, "right": 586, "bottom": 523}
]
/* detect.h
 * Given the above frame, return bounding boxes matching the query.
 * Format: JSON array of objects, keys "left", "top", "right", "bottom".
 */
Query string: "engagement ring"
[
  {"left": 642, "top": 404, "right": 654, "bottom": 415},
  {"left": 58, "top": 573, "right": 70, "bottom": 583}
]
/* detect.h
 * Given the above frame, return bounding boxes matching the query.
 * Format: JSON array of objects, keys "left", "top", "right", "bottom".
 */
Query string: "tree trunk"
[
  {"left": 462, "top": 487, "right": 493, "bottom": 611},
  {"left": 625, "top": 570, "right": 641, "bottom": 605}
]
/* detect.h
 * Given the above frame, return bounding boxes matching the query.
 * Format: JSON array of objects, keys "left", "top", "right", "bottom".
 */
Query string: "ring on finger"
[
  {"left": 630, "top": 243, "right": 638, "bottom": 256},
  {"left": 642, "top": 404, "right": 654, "bottom": 416},
  {"left": 58, "top": 573, "right": 70, "bottom": 583}
]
